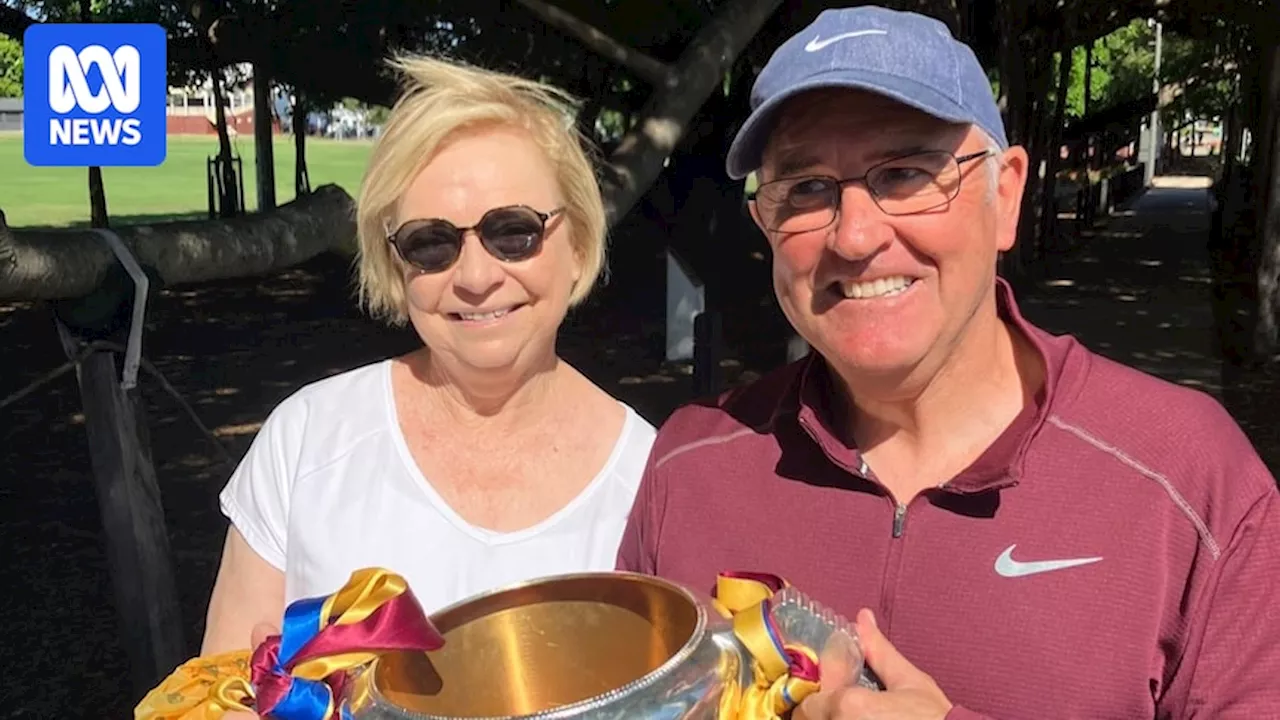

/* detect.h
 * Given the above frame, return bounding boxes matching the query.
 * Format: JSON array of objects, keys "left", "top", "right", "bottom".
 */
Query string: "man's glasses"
[
  {"left": 748, "top": 149, "right": 993, "bottom": 234},
  {"left": 387, "top": 205, "right": 565, "bottom": 273}
]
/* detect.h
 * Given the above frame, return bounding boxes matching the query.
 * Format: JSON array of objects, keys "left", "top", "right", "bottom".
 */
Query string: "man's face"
[{"left": 750, "top": 89, "right": 1028, "bottom": 386}]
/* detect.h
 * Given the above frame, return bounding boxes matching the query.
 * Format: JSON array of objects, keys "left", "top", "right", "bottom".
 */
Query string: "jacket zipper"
[
  {"left": 797, "top": 414, "right": 912, "bottom": 634},
  {"left": 892, "top": 503, "right": 907, "bottom": 537},
  {"left": 879, "top": 500, "right": 909, "bottom": 634}
]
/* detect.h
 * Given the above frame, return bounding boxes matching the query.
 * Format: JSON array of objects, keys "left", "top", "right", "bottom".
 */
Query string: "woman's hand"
[{"left": 222, "top": 621, "right": 280, "bottom": 720}]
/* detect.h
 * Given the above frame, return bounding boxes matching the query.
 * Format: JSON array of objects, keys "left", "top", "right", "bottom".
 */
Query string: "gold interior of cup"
[{"left": 371, "top": 573, "right": 701, "bottom": 718}]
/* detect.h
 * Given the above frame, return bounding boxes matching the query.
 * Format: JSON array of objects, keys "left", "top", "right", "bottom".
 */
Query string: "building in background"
[
  {"left": 165, "top": 63, "right": 281, "bottom": 136},
  {"left": 0, "top": 97, "right": 20, "bottom": 131}
]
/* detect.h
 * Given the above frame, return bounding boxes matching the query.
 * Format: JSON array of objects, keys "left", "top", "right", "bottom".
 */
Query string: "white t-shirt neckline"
[
  {"left": 219, "top": 358, "right": 657, "bottom": 611},
  {"left": 379, "top": 359, "right": 638, "bottom": 546}
]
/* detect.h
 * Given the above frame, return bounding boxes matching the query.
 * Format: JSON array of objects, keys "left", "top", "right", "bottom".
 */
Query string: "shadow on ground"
[
  {"left": 0, "top": 179, "right": 1274, "bottom": 717},
  {"left": 1020, "top": 185, "right": 1222, "bottom": 396}
]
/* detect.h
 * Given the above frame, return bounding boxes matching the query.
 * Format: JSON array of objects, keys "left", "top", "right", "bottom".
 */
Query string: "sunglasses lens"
[
  {"left": 479, "top": 208, "right": 545, "bottom": 260},
  {"left": 396, "top": 222, "right": 460, "bottom": 272}
]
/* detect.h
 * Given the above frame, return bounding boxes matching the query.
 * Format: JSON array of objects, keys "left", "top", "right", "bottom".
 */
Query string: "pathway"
[
  {"left": 1019, "top": 178, "right": 1225, "bottom": 399},
  {"left": 1017, "top": 177, "right": 1278, "bottom": 470}
]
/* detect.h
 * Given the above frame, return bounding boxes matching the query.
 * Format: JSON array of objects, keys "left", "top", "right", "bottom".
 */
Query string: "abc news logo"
[
  {"left": 48, "top": 44, "right": 144, "bottom": 146},
  {"left": 24, "top": 23, "right": 167, "bottom": 167}
]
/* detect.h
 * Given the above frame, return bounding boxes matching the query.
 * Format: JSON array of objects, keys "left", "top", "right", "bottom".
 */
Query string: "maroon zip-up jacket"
[{"left": 616, "top": 281, "right": 1280, "bottom": 718}]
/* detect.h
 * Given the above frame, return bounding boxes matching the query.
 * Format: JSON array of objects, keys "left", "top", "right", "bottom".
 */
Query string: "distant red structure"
[
  {"left": 166, "top": 106, "right": 282, "bottom": 136},
  {"left": 165, "top": 71, "right": 283, "bottom": 136}
]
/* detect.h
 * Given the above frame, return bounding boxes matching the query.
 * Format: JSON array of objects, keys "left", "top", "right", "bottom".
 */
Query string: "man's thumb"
[{"left": 855, "top": 608, "right": 921, "bottom": 689}]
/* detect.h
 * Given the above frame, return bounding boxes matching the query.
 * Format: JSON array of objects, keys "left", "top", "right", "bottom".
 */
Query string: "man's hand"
[
  {"left": 796, "top": 609, "right": 953, "bottom": 720},
  {"left": 223, "top": 622, "right": 279, "bottom": 720}
]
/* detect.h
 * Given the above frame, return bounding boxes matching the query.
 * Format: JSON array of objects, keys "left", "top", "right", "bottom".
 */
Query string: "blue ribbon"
[
  {"left": 270, "top": 678, "right": 334, "bottom": 720},
  {"left": 279, "top": 595, "right": 327, "bottom": 666},
  {"left": 264, "top": 595, "right": 334, "bottom": 720}
]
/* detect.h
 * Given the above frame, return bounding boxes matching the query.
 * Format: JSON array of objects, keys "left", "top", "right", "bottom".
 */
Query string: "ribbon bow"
[
  {"left": 212, "top": 568, "right": 445, "bottom": 720},
  {"left": 713, "top": 571, "right": 824, "bottom": 720}
]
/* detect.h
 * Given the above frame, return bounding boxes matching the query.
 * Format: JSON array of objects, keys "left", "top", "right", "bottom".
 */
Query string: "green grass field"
[{"left": 0, "top": 132, "right": 374, "bottom": 228}]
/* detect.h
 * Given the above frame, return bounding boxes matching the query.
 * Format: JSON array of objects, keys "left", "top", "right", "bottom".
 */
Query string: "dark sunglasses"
[{"left": 386, "top": 205, "right": 564, "bottom": 273}]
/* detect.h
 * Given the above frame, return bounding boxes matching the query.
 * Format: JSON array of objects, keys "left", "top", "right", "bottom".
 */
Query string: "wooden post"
[
  {"left": 53, "top": 259, "right": 185, "bottom": 699},
  {"left": 75, "top": 345, "right": 186, "bottom": 696}
]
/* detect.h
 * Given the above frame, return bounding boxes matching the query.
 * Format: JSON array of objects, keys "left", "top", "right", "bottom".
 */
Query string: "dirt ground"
[{"left": 1, "top": 182, "right": 1274, "bottom": 717}]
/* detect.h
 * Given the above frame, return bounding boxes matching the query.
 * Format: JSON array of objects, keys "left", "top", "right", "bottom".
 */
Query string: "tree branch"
[
  {"left": 0, "top": 185, "right": 357, "bottom": 301},
  {"left": 205, "top": 15, "right": 397, "bottom": 106},
  {"left": 598, "top": 0, "right": 785, "bottom": 226},
  {"left": 512, "top": 0, "right": 673, "bottom": 86}
]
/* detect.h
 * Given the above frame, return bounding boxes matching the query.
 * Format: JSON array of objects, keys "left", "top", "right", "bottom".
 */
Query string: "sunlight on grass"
[{"left": 0, "top": 132, "right": 374, "bottom": 229}]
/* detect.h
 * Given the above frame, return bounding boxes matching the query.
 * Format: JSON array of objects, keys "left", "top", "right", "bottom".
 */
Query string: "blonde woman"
[{"left": 199, "top": 53, "right": 656, "bottom": 658}]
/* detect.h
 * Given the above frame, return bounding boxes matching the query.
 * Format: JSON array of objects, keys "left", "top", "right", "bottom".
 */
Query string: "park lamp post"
[{"left": 1145, "top": 17, "right": 1164, "bottom": 186}]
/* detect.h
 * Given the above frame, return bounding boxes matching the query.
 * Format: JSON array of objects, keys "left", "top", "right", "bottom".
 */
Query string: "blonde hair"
[{"left": 355, "top": 53, "right": 608, "bottom": 325}]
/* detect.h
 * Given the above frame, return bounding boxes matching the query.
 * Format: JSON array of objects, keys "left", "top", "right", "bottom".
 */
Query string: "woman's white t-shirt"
[{"left": 219, "top": 359, "right": 657, "bottom": 613}]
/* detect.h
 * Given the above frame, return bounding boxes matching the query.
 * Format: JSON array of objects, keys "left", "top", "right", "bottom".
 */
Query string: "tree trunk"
[
  {"left": 293, "top": 92, "right": 310, "bottom": 196},
  {"left": 210, "top": 67, "right": 240, "bottom": 217},
  {"left": 596, "top": 0, "right": 785, "bottom": 226},
  {"left": 995, "top": 0, "right": 1029, "bottom": 278},
  {"left": 1211, "top": 48, "right": 1261, "bottom": 369},
  {"left": 1083, "top": 42, "right": 1093, "bottom": 117},
  {"left": 995, "top": 0, "right": 1029, "bottom": 146},
  {"left": 253, "top": 64, "right": 276, "bottom": 212},
  {"left": 1010, "top": 46, "right": 1056, "bottom": 275},
  {"left": 1038, "top": 43, "right": 1075, "bottom": 259},
  {"left": 1252, "top": 34, "right": 1280, "bottom": 359},
  {"left": 0, "top": 184, "right": 356, "bottom": 301},
  {"left": 88, "top": 166, "right": 110, "bottom": 229}
]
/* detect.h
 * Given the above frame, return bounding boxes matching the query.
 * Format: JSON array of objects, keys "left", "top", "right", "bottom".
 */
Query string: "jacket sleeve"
[
  {"left": 1160, "top": 488, "right": 1280, "bottom": 716},
  {"left": 615, "top": 454, "right": 665, "bottom": 574}
]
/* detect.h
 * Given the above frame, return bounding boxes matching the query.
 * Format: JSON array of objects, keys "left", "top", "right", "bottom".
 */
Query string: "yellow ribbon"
[
  {"left": 133, "top": 650, "right": 254, "bottom": 719},
  {"left": 137, "top": 568, "right": 418, "bottom": 720},
  {"left": 713, "top": 574, "right": 823, "bottom": 720},
  {"left": 210, "top": 677, "right": 256, "bottom": 714}
]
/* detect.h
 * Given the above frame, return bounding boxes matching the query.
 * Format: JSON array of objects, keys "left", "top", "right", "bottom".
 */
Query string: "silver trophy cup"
[{"left": 341, "top": 571, "right": 866, "bottom": 719}]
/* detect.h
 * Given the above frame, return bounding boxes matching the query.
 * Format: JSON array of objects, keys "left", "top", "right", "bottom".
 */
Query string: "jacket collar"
[{"left": 792, "top": 277, "right": 1070, "bottom": 493}]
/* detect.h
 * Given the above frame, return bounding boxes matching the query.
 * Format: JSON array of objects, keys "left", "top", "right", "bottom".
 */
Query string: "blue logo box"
[{"left": 23, "top": 23, "right": 168, "bottom": 167}]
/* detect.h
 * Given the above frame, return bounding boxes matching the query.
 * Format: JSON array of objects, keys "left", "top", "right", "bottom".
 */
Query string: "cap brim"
[{"left": 725, "top": 68, "right": 985, "bottom": 180}]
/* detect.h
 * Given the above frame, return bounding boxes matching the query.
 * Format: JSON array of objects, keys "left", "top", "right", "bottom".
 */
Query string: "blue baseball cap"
[{"left": 726, "top": 6, "right": 1008, "bottom": 180}]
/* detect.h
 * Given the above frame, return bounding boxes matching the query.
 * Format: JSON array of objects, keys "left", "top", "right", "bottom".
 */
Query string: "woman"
[{"left": 200, "top": 52, "right": 656, "bottom": 656}]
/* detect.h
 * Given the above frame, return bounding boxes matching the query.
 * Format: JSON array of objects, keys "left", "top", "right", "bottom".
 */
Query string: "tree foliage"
[
  {"left": 0, "top": 32, "right": 20, "bottom": 97},
  {"left": 1081, "top": 14, "right": 1259, "bottom": 127}
]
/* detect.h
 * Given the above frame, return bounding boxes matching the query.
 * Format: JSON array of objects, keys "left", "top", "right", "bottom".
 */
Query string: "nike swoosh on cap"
[
  {"left": 804, "top": 29, "right": 889, "bottom": 53},
  {"left": 994, "top": 544, "right": 1103, "bottom": 578}
]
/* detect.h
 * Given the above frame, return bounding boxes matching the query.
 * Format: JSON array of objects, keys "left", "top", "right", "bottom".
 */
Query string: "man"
[{"left": 616, "top": 6, "right": 1280, "bottom": 719}]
